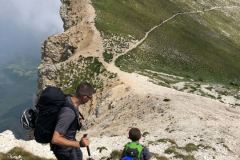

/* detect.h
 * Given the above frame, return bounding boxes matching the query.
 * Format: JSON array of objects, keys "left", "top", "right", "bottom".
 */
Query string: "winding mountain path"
[
  {"left": 97, "top": 5, "right": 240, "bottom": 96},
  {"left": 110, "top": 5, "right": 240, "bottom": 64}
]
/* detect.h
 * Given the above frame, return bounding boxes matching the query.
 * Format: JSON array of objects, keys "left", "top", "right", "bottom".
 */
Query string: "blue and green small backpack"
[{"left": 121, "top": 142, "right": 144, "bottom": 160}]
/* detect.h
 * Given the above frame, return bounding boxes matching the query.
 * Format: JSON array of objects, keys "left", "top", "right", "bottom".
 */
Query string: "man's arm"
[
  {"left": 51, "top": 107, "right": 89, "bottom": 148},
  {"left": 51, "top": 131, "right": 80, "bottom": 148}
]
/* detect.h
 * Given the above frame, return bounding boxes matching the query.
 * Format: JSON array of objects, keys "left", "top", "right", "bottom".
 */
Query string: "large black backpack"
[{"left": 34, "top": 86, "right": 67, "bottom": 143}]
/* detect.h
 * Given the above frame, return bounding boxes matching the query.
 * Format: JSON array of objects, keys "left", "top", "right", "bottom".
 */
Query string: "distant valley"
[{"left": 0, "top": 55, "right": 39, "bottom": 138}]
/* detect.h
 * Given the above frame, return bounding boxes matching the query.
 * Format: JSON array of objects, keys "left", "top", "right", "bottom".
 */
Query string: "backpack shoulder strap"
[
  {"left": 63, "top": 97, "right": 83, "bottom": 131},
  {"left": 63, "top": 96, "right": 77, "bottom": 115},
  {"left": 123, "top": 142, "right": 131, "bottom": 156},
  {"left": 136, "top": 143, "right": 144, "bottom": 159},
  {"left": 124, "top": 142, "right": 132, "bottom": 149}
]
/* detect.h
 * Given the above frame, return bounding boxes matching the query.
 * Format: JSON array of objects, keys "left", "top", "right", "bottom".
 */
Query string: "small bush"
[
  {"left": 183, "top": 143, "right": 198, "bottom": 152},
  {"left": 142, "top": 131, "right": 150, "bottom": 137},
  {"left": 0, "top": 153, "right": 8, "bottom": 160},
  {"left": 197, "top": 144, "right": 215, "bottom": 151},
  {"left": 230, "top": 82, "right": 238, "bottom": 87},
  {"left": 103, "top": 51, "right": 113, "bottom": 63},
  {"left": 164, "top": 146, "right": 178, "bottom": 154},
  {"left": 157, "top": 139, "right": 176, "bottom": 145},
  {"left": 110, "top": 150, "right": 122, "bottom": 160},
  {"left": 157, "top": 156, "right": 169, "bottom": 160},
  {"left": 97, "top": 146, "right": 108, "bottom": 153},
  {"left": 163, "top": 98, "right": 171, "bottom": 102},
  {"left": 165, "top": 145, "right": 196, "bottom": 160},
  {"left": 152, "top": 153, "right": 169, "bottom": 160}
]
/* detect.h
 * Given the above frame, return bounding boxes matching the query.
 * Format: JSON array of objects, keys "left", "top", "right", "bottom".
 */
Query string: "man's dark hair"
[
  {"left": 76, "top": 82, "right": 95, "bottom": 97},
  {"left": 129, "top": 128, "right": 141, "bottom": 142}
]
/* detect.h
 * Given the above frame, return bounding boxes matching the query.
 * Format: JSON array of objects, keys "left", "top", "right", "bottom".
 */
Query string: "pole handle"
[{"left": 83, "top": 134, "right": 91, "bottom": 157}]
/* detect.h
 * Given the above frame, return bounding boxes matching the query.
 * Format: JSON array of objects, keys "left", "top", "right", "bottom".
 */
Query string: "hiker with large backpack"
[
  {"left": 121, "top": 128, "right": 151, "bottom": 160},
  {"left": 51, "top": 82, "right": 94, "bottom": 160},
  {"left": 21, "top": 82, "right": 95, "bottom": 160}
]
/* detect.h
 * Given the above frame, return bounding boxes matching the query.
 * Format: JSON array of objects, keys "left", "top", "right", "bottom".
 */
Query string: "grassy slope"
[
  {"left": 93, "top": 0, "right": 183, "bottom": 38},
  {"left": 0, "top": 147, "right": 53, "bottom": 160},
  {"left": 93, "top": 0, "right": 240, "bottom": 85}
]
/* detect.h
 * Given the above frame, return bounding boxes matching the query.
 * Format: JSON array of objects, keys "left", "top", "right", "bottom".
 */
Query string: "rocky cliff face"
[
  {"left": 37, "top": 0, "right": 120, "bottom": 118},
  {"left": 32, "top": 0, "right": 240, "bottom": 159},
  {"left": 38, "top": 0, "right": 118, "bottom": 93}
]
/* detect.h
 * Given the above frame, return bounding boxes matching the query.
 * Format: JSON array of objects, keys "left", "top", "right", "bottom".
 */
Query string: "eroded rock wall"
[{"left": 38, "top": 0, "right": 118, "bottom": 93}]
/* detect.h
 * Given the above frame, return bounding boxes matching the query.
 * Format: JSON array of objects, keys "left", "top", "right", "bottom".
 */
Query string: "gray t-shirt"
[
  {"left": 51, "top": 96, "right": 80, "bottom": 152},
  {"left": 55, "top": 107, "right": 76, "bottom": 140}
]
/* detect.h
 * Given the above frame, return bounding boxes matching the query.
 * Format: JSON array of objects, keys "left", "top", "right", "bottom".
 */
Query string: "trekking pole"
[
  {"left": 87, "top": 146, "right": 91, "bottom": 156},
  {"left": 83, "top": 134, "right": 92, "bottom": 159}
]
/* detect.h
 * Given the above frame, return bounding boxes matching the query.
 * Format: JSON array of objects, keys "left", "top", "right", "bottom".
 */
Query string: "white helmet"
[{"left": 20, "top": 108, "right": 37, "bottom": 130}]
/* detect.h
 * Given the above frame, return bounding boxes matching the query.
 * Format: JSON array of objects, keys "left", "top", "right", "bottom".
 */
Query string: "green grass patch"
[
  {"left": 110, "top": 150, "right": 122, "bottom": 160},
  {"left": 157, "top": 138, "right": 176, "bottom": 145},
  {"left": 182, "top": 143, "right": 199, "bottom": 152},
  {"left": 0, "top": 147, "right": 53, "bottom": 160},
  {"left": 164, "top": 143, "right": 216, "bottom": 160},
  {"left": 55, "top": 56, "right": 117, "bottom": 94},
  {"left": 152, "top": 153, "right": 170, "bottom": 160},
  {"left": 197, "top": 144, "right": 216, "bottom": 151},
  {"left": 92, "top": 0, "right": 182, "bottom": 39},
  {"left": 165, "top": 146, "right": 196, "bottom": 160},
  {"left": 164, "top": 146, "right": 178, "bottom": 154},
  {"left": 103, "top": 50, "right": 113, "bottom": 63}
]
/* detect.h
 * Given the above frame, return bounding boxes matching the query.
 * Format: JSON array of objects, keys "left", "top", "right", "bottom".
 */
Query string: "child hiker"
[{"left": 121, "top": 128, "right": 151, "bottom": 160}]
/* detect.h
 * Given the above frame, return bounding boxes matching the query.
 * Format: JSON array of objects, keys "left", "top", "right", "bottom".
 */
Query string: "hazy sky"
[{"left": 0, "top": 0, "right": 63, "bottom": 62}]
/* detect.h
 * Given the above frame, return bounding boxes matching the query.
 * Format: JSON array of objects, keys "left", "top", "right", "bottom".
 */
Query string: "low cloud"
[
  {"left": 0, "top": 0, "right": 63, "bottom": 61},
  {"left": 0, "top": 0, "right": 63, "bottom": 33}
]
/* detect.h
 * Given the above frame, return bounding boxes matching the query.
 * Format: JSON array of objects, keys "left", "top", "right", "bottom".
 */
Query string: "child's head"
[{"left": 129, "top": 128, "right": 141, "bottom": 142}]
